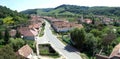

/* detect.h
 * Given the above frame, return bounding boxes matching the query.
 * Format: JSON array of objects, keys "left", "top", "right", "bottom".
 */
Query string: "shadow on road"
[{"left": 64, "top": 45, "right": 80, "bottom": 52}]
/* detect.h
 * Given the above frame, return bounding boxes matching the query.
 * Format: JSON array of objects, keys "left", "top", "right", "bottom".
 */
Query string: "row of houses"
[
  {"left": 44, "top": 16, "right": 83, "bottom": 32},
  {"left": 78, "top": 15, "right": 116, "bottom": 25},
  {"left": 19, "top": 15, "right": 44, "bottom": 40},
  {"left": 9, "top": 15, "right": 44, "bottom": 40},
  {"left": 16, "top": 15, "right": 44, "bottom": 59}
]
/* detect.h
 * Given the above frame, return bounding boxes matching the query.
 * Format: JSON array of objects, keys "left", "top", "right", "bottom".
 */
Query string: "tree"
[
  {"left": 84, "top": 33, "right": 97, "bottom": 56},
  {"left": 117, "top": 27, "right": 120, "bottom": 36},
  {"left": 102, "top": 32, "right": 116, "bottom": 46},
  {"left": 3, "top": 17, "right": 14, "bottom": 25},
  {"left": 9, "top": 38, "right": 25, "bottom": 51},
  {"left": 15, "top": 30, "right": 21, "bottom": 38},
  {"left": 0, "top": 31, "right": 3, "bottom": 39},
  {"left": 70, "top": 28, "right": 86, "bottom": 51},
  {"left": 0, "top": 45, "right": 24, "bottom": 59},
  {"left": 4, "top": 28, "right": 10, "bottom": 44},
  {"left": 90, "top": 29, "right": 102, "bottom": 37},
  {"left": 0, "top": 31, "right": 4, "bottom": 45},
  {"left": 99, "top": 30, "right": 116, "bottom": 55}
]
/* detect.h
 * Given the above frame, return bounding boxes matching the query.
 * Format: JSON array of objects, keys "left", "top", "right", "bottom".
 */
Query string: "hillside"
[
  {"left": 21, "top": 4, "right": 120, "bottom": 18},
  {"left": 0, "top": 5, "right": 28, "bottom": 30},
  {"left": 0, "top": 5, "right": 27, "bottom": 18},
  {"left": 21, "top": 8, "right": 53, "bottom": 15}
]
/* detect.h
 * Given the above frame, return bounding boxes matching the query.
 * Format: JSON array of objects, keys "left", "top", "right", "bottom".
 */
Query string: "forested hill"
[
  {"left": 21, "top": 8, "right": 53, "bottom": 15},
  {"left": 21, "top": 4, "right": 120, "bottom": 17},
  {"left": 0, "top": 5, "right": 28, "bottom": 28},
  {"left": 0, "top": 5, "right": 28, "bottom": 18}
]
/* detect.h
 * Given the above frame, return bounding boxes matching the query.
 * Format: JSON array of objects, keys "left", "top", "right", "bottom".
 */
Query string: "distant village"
[{"left": 6, "top": 14, "right": 120, "bottom": 59}]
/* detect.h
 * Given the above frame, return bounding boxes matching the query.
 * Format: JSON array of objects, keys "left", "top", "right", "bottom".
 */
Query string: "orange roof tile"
[
  {"left": 18, "top": 44, "right": 33, "bottom": 58},
  {"left": 110, "top": 43, "right": 120, "bottom": 57}
]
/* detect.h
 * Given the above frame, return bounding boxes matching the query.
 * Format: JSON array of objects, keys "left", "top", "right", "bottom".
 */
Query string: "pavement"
[{"left": 35, "top": 20, "right": 82, "bottom": 59}]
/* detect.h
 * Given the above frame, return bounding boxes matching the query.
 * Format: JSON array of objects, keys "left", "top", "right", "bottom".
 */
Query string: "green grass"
[
  {"left": 51, "top": 28, "right": 58, "bottom": 35},
  {"left": 51, "top": 29, "right": 68, "bottom": 45},
  {"left": 63, "top": 35, "right": 71, "bottom": 44},
  {"left": 65, "top": 17, "right": 76, "bottom": 22},
  {"left": 40, "top": 49, "right": 49, "bottom": 55},
  {"left": 39, "top": 44, "right": 60, "bottom": 58},
  {"left": 80, "top": 53, "right": 96, "bottom": 59},
  {"left": 57, "top": 36, "right": 67, "bottom": 45},
  {"left": 0, "top": 45, "right": 4, "bottom": 48},
  {"left": 80, "top": 53, "right": 89, "bottom": 59},
  {"left": 39, "top": 26, "right": 45, "bottom": 37}
]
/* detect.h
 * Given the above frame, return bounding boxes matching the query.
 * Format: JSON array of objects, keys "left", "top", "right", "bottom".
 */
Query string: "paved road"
[{"left": 36, "top": 20, "right": 82, "bottom": 59}]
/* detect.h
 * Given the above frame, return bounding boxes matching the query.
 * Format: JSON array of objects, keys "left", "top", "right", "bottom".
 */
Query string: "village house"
[
  {"left": 18, "top": 15, "right": 45, "bottom": 39},
  {"left": 29, "top": 15, "right": 44, "bottom": 36},
  {"left": 17, "top": 44, "right": 34, "bottom": 59},
  {"left": 69, "top": 22, "right": 83, "bottom": 29},
  {"left": 84, "top": 19, "right": 92, "bottom": 24},
  {"left": 51, "top": 20, "right": 83, "bottom": 32},
  {"left": 29, "top": 23, "right": 41, "bottom": 36},
  {"left": 43, "top": 16, "right": 83, "bottom": 32},
  {"left": 51, "top": 20, "right": 71, "bottom": 32},
  {"left": 18, "top": 27, "right": 34, "bottom": 40},
  {"left": 102, "top": 17, "right": 113, "bottom": 25},
  {"left": 96, "top": 43, "right": 120, "bottom": 59},
  {"left": 77, "top": 17, "right": 92, "bottom": 24}
]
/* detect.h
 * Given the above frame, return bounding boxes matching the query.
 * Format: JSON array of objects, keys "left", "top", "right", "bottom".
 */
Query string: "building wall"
[{"left": 23, "top": 36, "right": 34, "bottom": 40}]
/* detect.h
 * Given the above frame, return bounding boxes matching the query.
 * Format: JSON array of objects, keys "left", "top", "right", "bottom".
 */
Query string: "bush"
[
  {"left": 9, "top": 38, "right": 25, "bottom": 51},
  {"left": 0, "top": 39, "right": 4, "bottom": 45},
  {"left": 80, "top": 53, "right": 89, "bottom": 59}
]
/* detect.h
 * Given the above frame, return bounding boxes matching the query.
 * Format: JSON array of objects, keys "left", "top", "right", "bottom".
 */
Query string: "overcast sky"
[{"left": 0, "top": 0, "right": 120, "bottom": 12}]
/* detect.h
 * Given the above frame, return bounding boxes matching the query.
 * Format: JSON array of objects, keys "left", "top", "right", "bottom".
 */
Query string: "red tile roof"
[
  {"left": 52, "top": 20, "right": 83, "bottom": 29},
  {"left": 110, "top": 43, "right": 120, "bottom": 58},
  {"left": 17, "top": 44, "right": 33, "bottom": 58},
  {"left": 18, "top": 27, "right": 34, "bottom": 36},
  {"left": 52, "top": 21, "right": 70, "bottom": 28}
]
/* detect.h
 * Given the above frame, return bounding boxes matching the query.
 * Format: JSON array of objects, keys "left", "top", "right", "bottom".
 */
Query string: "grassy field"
[
  {"left": 39, "top": 26, "right": 45, "bottom": 37},
  {"left": 39, "top": 44, "right": 60, "bottom": 58}
]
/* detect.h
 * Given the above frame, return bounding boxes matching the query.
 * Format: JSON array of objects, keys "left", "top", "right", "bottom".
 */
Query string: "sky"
[{"left": 0, "top": 0, "right": 120, "bottom": 12}]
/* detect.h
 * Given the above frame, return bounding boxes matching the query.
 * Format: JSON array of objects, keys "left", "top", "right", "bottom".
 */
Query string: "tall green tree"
[
  {"left": 70, "top": 28, "right": 86, "bottom": 51},
  {"left": 0, "top": 31, "right": 4, "bottom": 45},
  {"left": 9, "top": 38, "right": 25, "bottom": 51},
  {"left": 4, "top": 28, "right": 10, "bottom": 44},
  {"left": 0, "top": 31, "right": 3, "bottom": 39},
  {"left": 15, "top": 30, "right": 21, "bottom": 38},
  {"left": 85, "top": 33, "right": 97, "bottom": 56},
  {"left": 99, "top": 30, "right": 116, "bottom": 55},
  {"left": 102, "top": 31, "right": 116, "bottom": 46}
]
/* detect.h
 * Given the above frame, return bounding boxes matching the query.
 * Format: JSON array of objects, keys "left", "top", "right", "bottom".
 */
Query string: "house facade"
[{"left": 18, "top": 27, "right": 34, "bottom": 40}]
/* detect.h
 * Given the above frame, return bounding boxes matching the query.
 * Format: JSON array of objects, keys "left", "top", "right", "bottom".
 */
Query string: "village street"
[{"left": 35, "top": 19, "right": 82, "bottom": 59}]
